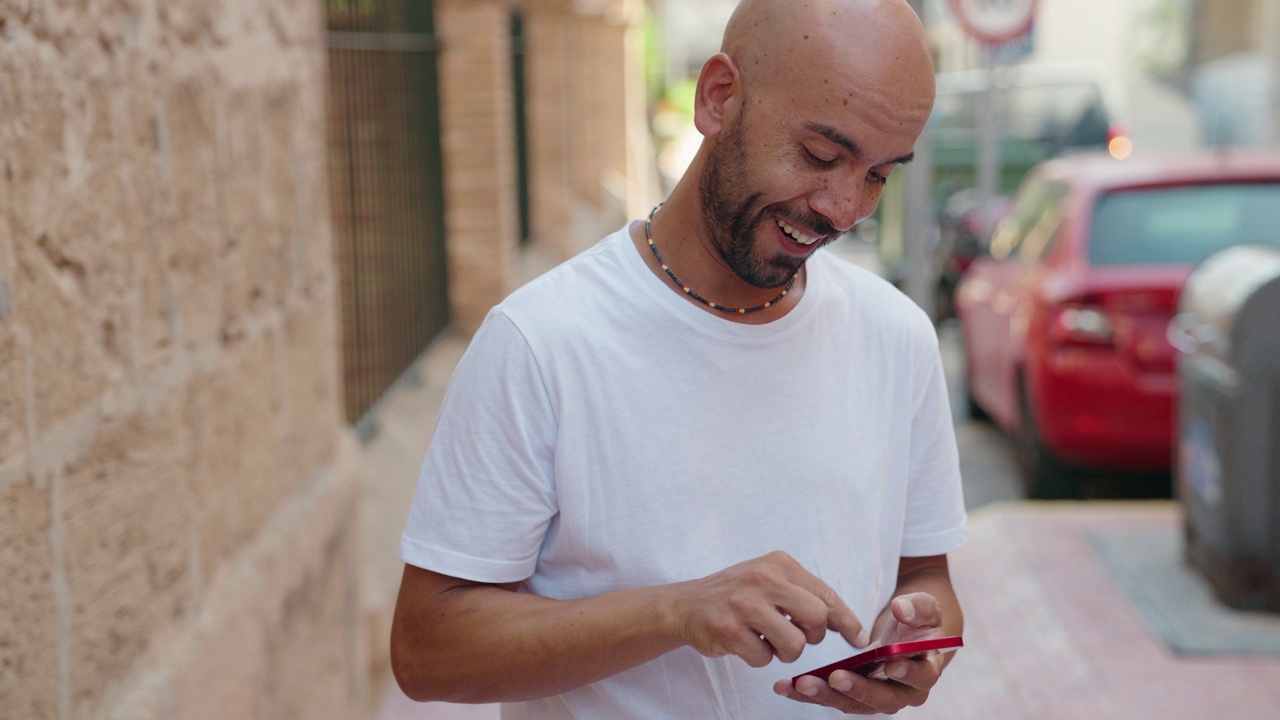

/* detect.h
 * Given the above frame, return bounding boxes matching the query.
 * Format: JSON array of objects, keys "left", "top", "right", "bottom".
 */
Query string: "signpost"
[
  {"left": 947, "top": 0, "right": 1038, "bottom": 201},
  {"left": 947, "top": 0, "right": 1038, "bottom": 46}
]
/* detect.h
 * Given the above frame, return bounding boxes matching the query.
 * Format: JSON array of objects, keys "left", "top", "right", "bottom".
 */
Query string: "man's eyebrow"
[{"left": 804, "top": 122, "right": 915, "bottom": 165}]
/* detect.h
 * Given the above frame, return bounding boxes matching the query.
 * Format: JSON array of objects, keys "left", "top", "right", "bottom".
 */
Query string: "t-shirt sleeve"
[
  {"left": 399, "top": 309, "right": 559, "bottom": 583},
  {"left": 899, "top": 321, "right": 969, "bottom": 557}
]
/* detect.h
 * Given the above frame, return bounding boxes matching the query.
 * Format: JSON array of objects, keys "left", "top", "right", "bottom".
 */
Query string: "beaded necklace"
[{"left": 644, "top": 204, "right": 798, "bottom": 315}]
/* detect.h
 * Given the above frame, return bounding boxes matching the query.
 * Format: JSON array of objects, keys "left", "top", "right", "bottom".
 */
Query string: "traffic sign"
[{"left": 948, "top": 0, "right": 1038, "bottom": 45}]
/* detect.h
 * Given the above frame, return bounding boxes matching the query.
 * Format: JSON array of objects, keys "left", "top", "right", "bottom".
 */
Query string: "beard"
[{"left": 698, "top": 107, "right": 839, "bottom": 289}]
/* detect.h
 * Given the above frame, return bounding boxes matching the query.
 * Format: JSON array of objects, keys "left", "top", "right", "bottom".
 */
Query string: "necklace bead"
[{"left": 645, "top": 204, "right": 797, "bottom": 315}]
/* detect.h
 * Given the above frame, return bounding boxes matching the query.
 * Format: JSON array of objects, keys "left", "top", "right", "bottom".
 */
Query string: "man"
[{"left": 390, "top": 0, "right": 967, "bottom": 716}]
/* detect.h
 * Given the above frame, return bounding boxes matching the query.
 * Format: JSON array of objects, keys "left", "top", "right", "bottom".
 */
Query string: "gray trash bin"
[{"left": 1169, "top": 244, "right": 1280, "bottom": 612}]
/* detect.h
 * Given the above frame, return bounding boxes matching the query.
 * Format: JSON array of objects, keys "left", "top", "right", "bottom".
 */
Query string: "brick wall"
[
  {"left": 436, "top": 0, "right": 522, "bottom": 335},
  {"left": 0, "top": 1, "right": 363, "bottom": 719}
]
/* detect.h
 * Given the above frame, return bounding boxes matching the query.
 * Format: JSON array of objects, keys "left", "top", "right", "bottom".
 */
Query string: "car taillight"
[
  {"left": 1107, "top": 124, "right": 1132, "bottom": 160},
  {"left": 1048, "top": 305, "right": 1115, "bottom": 347}
]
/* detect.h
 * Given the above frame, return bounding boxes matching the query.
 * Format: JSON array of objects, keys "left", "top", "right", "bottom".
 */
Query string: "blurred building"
[
  {"left": 1188, "top": 0, "right": 1280, "bottom": 146},
  {"left": 0, "top": 1, "right": 650, "bottom": 719},
  {"left": 650, "top": 0, "right": 736, "bottom": 85}
]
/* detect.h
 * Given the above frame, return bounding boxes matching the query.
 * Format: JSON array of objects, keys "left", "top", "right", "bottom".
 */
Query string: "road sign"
[{"left": 948, "top": 0, "right": 1038, "bottom": 45}]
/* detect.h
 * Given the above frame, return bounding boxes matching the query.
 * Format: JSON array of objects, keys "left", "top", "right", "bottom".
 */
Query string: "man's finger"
[
  {"left": 879, "top": 651, "right": 944, "bottom": 691},
  {"left": 793, "top": 575, "right": 868, "bottom": 648},
  {"left": 731, "top": 627, "right": 779, "bottom": 668},
  {"left": 772, "top": 553, "right": 869, "bottom": 648},
  {"left": 891, "top": 592, "right": 942, "bottom": 628}
]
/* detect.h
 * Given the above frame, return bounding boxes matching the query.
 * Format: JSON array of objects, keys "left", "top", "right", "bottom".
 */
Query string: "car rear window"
[{"left": 1089, "top": 183, "right": 1280, "bottom": 266}]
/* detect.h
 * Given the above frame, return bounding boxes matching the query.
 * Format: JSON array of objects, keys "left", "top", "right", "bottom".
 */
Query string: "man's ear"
[{"left": 693, "top": 53, "right": 740, "bottom": 138}]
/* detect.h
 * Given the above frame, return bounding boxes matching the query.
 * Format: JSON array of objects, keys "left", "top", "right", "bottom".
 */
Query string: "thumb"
[{"left": 892, "top": 593, "right": 942, "bottom": 628}]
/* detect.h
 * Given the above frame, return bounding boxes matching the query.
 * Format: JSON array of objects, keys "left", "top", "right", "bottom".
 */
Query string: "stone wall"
[
  {"left": 0, "top": 0, "right": 657, "bottom": 717},
  {"left": 0, "top": 2, "right": 363, "bottom": 719}
]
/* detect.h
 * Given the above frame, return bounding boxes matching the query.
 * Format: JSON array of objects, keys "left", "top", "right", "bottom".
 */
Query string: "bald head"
[{"left": 718, "top": 0, "right": 935, "bottom": 136}]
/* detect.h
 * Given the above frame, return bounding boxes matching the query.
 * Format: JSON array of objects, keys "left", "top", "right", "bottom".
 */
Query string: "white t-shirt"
[{"left": 400, "top": 225, "right": 968, "bottom": 719}]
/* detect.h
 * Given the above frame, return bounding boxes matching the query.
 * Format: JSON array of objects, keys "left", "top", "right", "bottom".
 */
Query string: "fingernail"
[
  {"left": 856, "top": 627, "right": 870, "bottom": 647},
  {"left": 799, "top": 683, "right": 819, "bottom": 697},
  {"left": 889, "top": 663, "right": 908, "bottom": 680},
  {"left": 832, "top": 676, "right": 853, "bottom": 692},
  {"left": 894, "top": 598, "right": 915, "bottom": 622}
]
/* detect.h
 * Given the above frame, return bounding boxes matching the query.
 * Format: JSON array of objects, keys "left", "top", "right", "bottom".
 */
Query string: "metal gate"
[{"left": 327, "top": 0, "right": 449, "bottom": 428}]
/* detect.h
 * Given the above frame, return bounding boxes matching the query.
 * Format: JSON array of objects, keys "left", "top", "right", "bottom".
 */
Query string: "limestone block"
[
  {"left": 12, "top": 238, "right": 110, "bottom": 435},
  {"left": 0, "top": 39, "right": 131, "bottom": 418},
  {"left": 262, "top": 523, "right": 357, "bottom": 720},
  {"left": 189, "top": 334, "right": 285, "bottom": 584},
  {"left": 258, "top": 465, "right": 361, "bottom": 720},
  {"left": 288, "top": 53, "right": 334, "bottom": 297},
  {"left": 217, "top": 84, "right": 295, "bottom": 341},
  {"left": 281, "top": 297, "right": 341, "bottom": 489},
  {"left": 0, "top": 476, "right": 57, "bottom": 720},
  {"left": 169, "top": 574, "right": 264, "bottom": 720},
  {"left": 60, "top": 392, "right": 195, "bottom": 718},
  {"left": 0, "top": 326, "right": 27, "bottom": 461},
  {"left": 156, "top": 0, "right": 233, "bottom": 46},
  {"left": 49, "top": 36, "right": 135, "bottom": 307},
  {"left": 1, "top": 38, "right": 66, "bottom": 243},
  {"left": 103, "top": 674, "right": 168, "bottom": 720},
  {"left": 135, "top": 243, "right": 178, "bottom": 378},
  {"left": 266, "top": 0, "right": 324, "bottom": 47},
  {"left": 160, "top": 70, "right": 224, "bottom": 352}
]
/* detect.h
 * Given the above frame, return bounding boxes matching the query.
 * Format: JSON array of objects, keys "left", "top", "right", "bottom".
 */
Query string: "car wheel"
[
  {"left": 934, "top": 280, "right": 955, "bottom": 324},
  {"left": 1015, "top": 381, "right": 1077, "bottom": 499},
  {"left": 964, "top": 381, "right": 989, "bottom": 423}
]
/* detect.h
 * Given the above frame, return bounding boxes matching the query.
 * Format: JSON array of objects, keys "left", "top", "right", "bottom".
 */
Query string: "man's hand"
[
  {"left": 671, "top": 551, "right": 870, "bottom": 668},
  {"left": 772, "top": 592, "right": 950, "bottom": 715}
]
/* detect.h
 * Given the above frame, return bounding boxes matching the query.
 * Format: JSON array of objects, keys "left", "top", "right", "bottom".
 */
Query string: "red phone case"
[{"left": 791, "top": 636, "right": 964, "bottom": 687}]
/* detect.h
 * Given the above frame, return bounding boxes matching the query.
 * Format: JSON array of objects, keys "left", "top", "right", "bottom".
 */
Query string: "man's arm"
[
  {"left": 390, "top": 552, "right": 870, "bottom": 704},
  {"left": 774, "top": 554, "right": 962, "bottom": 715}
]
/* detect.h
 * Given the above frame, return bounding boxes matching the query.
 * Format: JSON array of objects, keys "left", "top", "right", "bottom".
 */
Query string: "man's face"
[
  {"left": 698, "top": 101, "right": 839, "bottom": 289},
  {"left": 697, "top": 82, "right": 921, "bottom": 290}
]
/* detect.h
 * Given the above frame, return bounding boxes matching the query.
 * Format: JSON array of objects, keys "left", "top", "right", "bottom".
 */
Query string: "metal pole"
[
  {"left": 902, "top": 0, "right": 937, "bottom": 319},
  {"left": 977, "top": 47, "right": 1000, "bottom": 201}
]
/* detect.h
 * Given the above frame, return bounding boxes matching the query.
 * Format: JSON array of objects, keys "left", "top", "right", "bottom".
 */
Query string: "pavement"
[{"left": 374, "top": 502, "right": 1280, "bottom": 720}]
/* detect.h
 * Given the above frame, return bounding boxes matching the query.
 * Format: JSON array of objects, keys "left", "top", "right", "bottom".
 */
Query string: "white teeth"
[{"left": 778, "top": 219, "right": 818, "bottom": 245}]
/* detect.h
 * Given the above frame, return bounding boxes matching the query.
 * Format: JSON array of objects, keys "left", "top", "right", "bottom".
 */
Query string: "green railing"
[{"left": 326, "top": 0, "right": 449, "bottom": 429}]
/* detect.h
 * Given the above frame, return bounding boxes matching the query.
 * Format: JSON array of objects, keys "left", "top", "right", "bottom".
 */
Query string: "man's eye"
[
  {"left": 804, "top": 148, "right": 837, "bottom": 168},
  {"left": 868, "top": 169, "right": 890, "bottom": 185}
]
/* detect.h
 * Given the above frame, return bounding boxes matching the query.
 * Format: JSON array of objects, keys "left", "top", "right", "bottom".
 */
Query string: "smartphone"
[{"left": 791, "top": 636, "right": 964, "bottom": 687}]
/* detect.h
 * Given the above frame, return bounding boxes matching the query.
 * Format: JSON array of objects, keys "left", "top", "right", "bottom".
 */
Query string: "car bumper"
[{"left": 1033, "top": 348, "right": 1176, "bottom": 471}]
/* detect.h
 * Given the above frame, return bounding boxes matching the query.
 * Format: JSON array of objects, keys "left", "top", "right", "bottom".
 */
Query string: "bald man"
[{"left": 390, "top": 0, "right": 967, "bottom": 716}]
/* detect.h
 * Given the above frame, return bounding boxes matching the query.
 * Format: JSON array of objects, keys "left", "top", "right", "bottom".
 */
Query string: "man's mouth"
[{"left": 777, "top": 218, "right": 820, "bottom": 246}]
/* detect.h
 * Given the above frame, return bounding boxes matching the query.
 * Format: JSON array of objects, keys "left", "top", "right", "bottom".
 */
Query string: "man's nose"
[{"left": 809, "top": 179, "right": 862, "bottom": 234}]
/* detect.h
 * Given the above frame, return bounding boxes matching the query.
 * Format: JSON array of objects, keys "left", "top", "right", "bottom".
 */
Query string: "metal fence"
[{"left": 327, "top": 0, "right": 449, "bottom": 428}]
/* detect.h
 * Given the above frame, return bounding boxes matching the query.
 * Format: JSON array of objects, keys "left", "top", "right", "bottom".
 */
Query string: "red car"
[{"left": 954, "top": 150, "right": 1280, "bottom": 497}]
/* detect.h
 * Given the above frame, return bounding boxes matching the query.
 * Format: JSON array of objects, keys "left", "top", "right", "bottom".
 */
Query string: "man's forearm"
[{"left": 391, "top": 565, "right": 685, "bottom": 704}]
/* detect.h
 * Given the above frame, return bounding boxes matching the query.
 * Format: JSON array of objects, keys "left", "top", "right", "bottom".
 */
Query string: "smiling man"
[{"left": 390, "top": 0, "right": 967, "bottom": 717}]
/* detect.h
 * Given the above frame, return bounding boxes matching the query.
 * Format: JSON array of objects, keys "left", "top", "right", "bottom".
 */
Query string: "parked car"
[
  {"left": 934, "top": 189, "right": 1011, "bottom": 322},
  {"left": 877, "top": 63, "right": 1129, "bottom": 305},
  {"left": 954, "top": 150, "right": 1280, "bottom": 497}
]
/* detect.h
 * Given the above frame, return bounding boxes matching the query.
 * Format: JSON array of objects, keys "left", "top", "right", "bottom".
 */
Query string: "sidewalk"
[{"left": 374, "top": 500, "right": 1280, "bottom": 719}]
